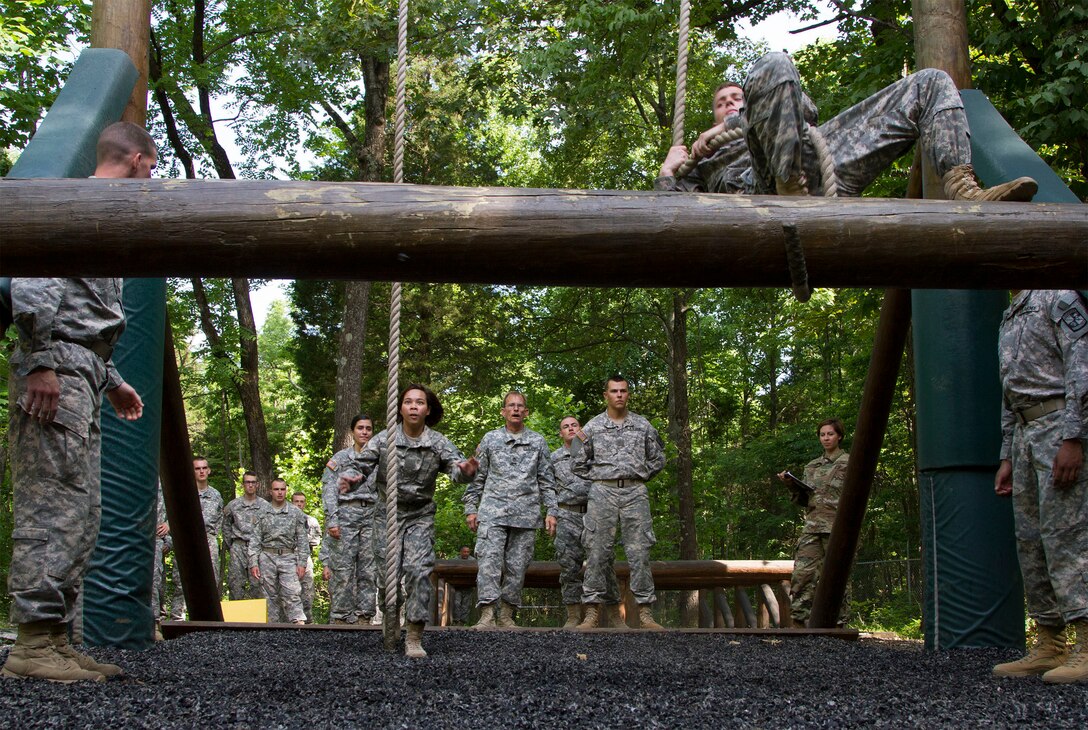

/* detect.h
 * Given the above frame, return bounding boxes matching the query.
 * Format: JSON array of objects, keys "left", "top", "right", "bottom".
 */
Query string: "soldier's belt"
[
  {"left": 57, "top": 335, "right": 113, "bottom": 361},
  {"left": 1015, "top": 397, "right": 1065, "bottom": 425},
  {"left": 262, "top": 547, "right": 295, "bottom": 556},
  {"left": 596, "top": 479, "right": 644, "bottom": 488},
  {"left": 559, "top": 503, "right": 587, "bottom": 513}
]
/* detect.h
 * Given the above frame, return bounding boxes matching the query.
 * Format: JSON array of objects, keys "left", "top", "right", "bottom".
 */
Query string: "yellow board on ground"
[{"left": 221, "top": 598, "right": 267, "bottom": 623}]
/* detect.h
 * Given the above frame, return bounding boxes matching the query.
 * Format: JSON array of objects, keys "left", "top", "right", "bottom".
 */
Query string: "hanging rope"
[
  {"left": 671, "top": 0, "right": 690, "bottom": 149},
  {"left": 382, "top": 0, "right": 409, "bottom": 653}
]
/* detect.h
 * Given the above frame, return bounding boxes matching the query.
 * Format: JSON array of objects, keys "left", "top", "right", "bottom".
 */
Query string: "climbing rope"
[
  {"left": 382, "top": 0, "right": 409, "bottom": 653},
  {"left": 671, "top": 0, "right": 690, "bottom": 149}
]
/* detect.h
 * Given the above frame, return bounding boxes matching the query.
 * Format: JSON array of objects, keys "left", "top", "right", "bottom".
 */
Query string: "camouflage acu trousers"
[
  {"left": 789, "top": 532, "right": 850, "bottom": 626},
  {"left": 152, "top": 535, "right": 170, "bottom": 620},
  {"left": 8, "top": 369, "right": 103, "bottom": 625},
  {"left": 1011, "top": 413, "right": 1088, "bottom": 624},
  {"left": 475, "top": 524, "right": 536, "bottom": 607},
  {"left": 329, "top": 501, "right": 377, "bottom": 622},
  {"left": 300, "top": 555, "right": 315, "bottom": 622},
  {"left": 170, "top": 534, "right": 220, "bottom": 620},
  {"left": 582, "top": 482, "right": 656, "bottom": 605},
  {"left": 744, "top": 51, "right": 968, "bottom": 196},
  {"left": 374, "top": 502, "right": 436, "bottom": 625},
  {"left": 227, "top": 539, "right": 263, "bottom": 600},
  {"left": 555, "top": 508, "right": 619, "bottom": 605},
  {"left": 257, "top": 551, "right": 306, "bottom": 623}
]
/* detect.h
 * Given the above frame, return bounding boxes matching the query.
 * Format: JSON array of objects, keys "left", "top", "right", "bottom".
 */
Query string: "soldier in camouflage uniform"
[
  {"left": 170, "top": 457, "right": 224, "bottom": 620},
  {"left": 221, "top": 472, "right": 268, "bottom": 600},
  {"left": 152, "top": 484, "right": 171, "bottom": 640},
  {"left": 993, "top": 290, "right": 1088, "bottom": 684},
  {"left": 339, "top": 384, "right": 478, "bottom": 657},
  {"left": 1, "top": 122, "right": 151, "bottom": 683},
  {"left": 572, "top": 376, "right": 666, "bottom": 630},
  {"left": 321, "top": 414, "right": 378, "bottom": 624},
  {"left": 776, "top": 418, "right": 851, "bottom": 627},
  {"left": 452, "top": 545, "right": 476, "bottom": 625},
  {"left": 464, "top": 391, "right": 558, "bottom": 628},
  {"left": 292, "top": 491, "right": 322, "bottom": 623},
  {"left": 248, "top": 478, "right": 308, "bottom": 624},
  {"left": 657, "top": 51, "right": 1036, "bottom": 202},
  {"left": 552, "top": 416, "right": 620, "bottom": 628}
]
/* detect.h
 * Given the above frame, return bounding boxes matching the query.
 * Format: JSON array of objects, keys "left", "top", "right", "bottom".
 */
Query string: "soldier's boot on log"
[
  {"left": 154, "top": 623, "right": 164, "bottom": 642},
  {"left": 497, "top": 601, "right": 518, "bottom": 628},
  {"left": 775, "top": 174, "right": 809, "bottom": 196},
  {"left": 0, "top": 622, "right": 105, "bottom": 683},
  {"left": 638, "top": 605, "right": 664, "bottom": 631},
  {"left": 994, "top": 623, "right": 1068, "bottom": 677},
  {"left": 404, "top": 622, "right": 427, "bottom": 659},
  {"left": 1043, "top": 619, "right": 1088, "bottom": 684},
  {"left": 474, "top": 603, "right": 497, "bottom": 629},
  {"left": 562, "top": 604, "right": 582, "bottom": 629},
  {"left": 942, "top": 163, "right": 1037, "bottom": 202},
  {"left": 50, "top": 624, "right": 123, "bottom": 677},
  {"left": 577, "top": 604, "right": 600, "bottom": 630}
]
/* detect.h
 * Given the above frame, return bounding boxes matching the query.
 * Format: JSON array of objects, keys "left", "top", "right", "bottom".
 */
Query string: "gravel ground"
[{"left": 1, "top": 630, "right": 1085, "bottom": 728}]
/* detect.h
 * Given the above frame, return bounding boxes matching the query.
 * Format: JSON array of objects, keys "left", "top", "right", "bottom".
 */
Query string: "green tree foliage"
[{"left": 0, "top": 0, "right": 90, "bottom": 151}]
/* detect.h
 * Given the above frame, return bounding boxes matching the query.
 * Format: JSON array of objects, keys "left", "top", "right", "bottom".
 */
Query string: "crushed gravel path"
[{"left": 1, "top": 630, "right": 1085, "bottom": 728}]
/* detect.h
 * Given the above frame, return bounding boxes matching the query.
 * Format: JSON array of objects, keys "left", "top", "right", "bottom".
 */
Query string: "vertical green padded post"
[{"left": 914, "top": 90, "right": 1080, "bottom": 650}]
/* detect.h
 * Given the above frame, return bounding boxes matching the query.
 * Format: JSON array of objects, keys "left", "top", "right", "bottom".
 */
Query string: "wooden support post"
[
  {"left": 735, "top": 588, "right": 757, "bottom": 628},
  {"left": 90, "top": 0, "right": 152, "bottom": 125},
  {"left": 759, "top": 584, "right": 781, "bottom": 628},
  {"left": 698, "top": 589, "right": 713, "bottom": 628},
  {"left": 778, "top": 580, "right": 793, "bottom": 628},
  {"left": 714, "top": 588, "right": 734, "bottom": 628},
  {"left": 159, "top": 316, "right": 223, "bottom": 621},
  {"left": 809, "top": 289, "right": 913, "bottom": 627}
]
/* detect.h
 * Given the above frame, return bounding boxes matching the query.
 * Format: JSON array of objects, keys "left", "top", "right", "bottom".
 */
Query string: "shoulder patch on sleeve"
[
  {"left": 575, "top": 429, "right": 588, "bottom": 444},
  {"left": 326, "top": 459, "right": 339, "bottom": 471},
  {"left": 1054, "top": 292, "right": 1088, "bottom": 339}
]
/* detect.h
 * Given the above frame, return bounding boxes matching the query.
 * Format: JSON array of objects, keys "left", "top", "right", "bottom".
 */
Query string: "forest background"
[{"left": 1, "top": 0, "right": 1084, "bottom": 633}]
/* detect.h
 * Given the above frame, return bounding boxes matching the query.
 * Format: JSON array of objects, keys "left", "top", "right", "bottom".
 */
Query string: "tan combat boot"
[
  {"left": 993, "top": 623, "right": 1068, "bottom": 677},
  {"left": 154, "top": 622, "right": 164, "bottom": 642},
  {"left": 638, "top": 605, "right": 664, "bottom": 630},
  {"left": 1043, "top": 619, "right": 1088, "bottom": 684},
  {"left": 50, "top": 625, "right": 123, "bottom": 677},
  {"left": 576, "top": 604, "right": 600, "bottom": 630},
  {"left": 775, "top": 174, "right": 809, "bottom": 196},
  {"left": 497, "top": 601, "right": 517, "bottom": 628},
  {"left": 474, "top": 603, "right": 497, "bottom": 629},
  {"left": 404, "top": 622, "right": 427, "bottom": 659},
  {"left": 562, "top": 604, "right": 582, "bottom": 630},
  {"left": 1, "top": 622, "right": 105, "bottom": 683},
  {"left": 942, "top": 163, "right": 1037, "bottom": 202}
]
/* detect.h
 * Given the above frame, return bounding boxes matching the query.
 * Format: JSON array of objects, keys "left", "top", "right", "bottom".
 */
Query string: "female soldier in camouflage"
[
  {"left": 777, "top": 418, "right": 851, "bottom": 627},
  {"left": 321, "top": 414, "right": 378, "bottom": 624},
  {"left": 338, "top": 385, "right": 478, "bottom": 657}
]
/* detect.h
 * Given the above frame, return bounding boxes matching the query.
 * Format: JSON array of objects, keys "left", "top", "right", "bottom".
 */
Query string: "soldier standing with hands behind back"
[
  {"left": 463, "top": 391, "right": 558, "bottom": 628},
  {"left": 573, "top": 376, "right": 665, "bottom": 630}
]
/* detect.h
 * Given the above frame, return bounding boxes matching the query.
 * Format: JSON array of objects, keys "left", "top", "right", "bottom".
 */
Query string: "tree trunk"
[
  {"left": 665, "top": 289, "right": 699, "bottom": 625},
  {"left": 231, "top": 277, "right": 274, "bottom": 495},
  {"left": 333, "top": 281, "right": 371, "bottom": 443},
  {"left": 330, "top": 53, "right": 388, "bottom": 443}
]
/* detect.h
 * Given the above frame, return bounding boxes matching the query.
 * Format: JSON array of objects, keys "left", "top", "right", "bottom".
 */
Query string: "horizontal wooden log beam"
[
  {"left": 434, "top": 559, "right": 795, "bottom": 589},
  {"left": 2, "top": 179, "right": 1084, "bottom": 288}
]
